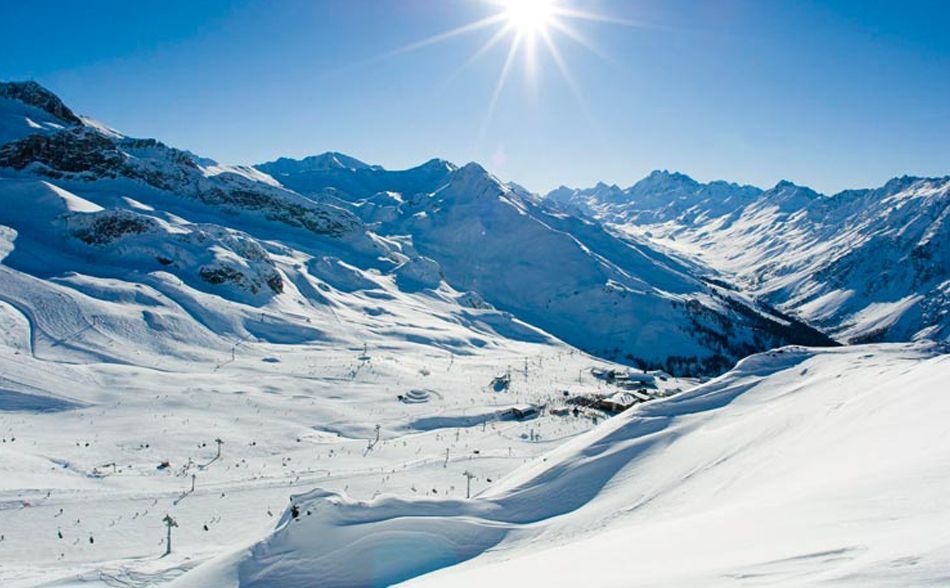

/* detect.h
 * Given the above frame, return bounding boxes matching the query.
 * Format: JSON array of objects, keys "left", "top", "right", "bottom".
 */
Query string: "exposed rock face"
[
  {"left": 0, "top": 127, "right": 122, "bottom": 175},
  {"left": 68, "top": 209, "right": 160, "bottom": 245},
  {"left": 63, "top": 208, "right": 287, "bottom": 299},
  {"left": 0, "top": 127, "right": 363, "bottom": 238},
  {"left": 0, "top": 81, "right": 83, "bottom": 126}
]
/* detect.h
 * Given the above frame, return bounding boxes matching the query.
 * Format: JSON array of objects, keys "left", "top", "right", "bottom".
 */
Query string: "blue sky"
[{"left": 2, "top": 0, "right": 948, "bottom": 194}]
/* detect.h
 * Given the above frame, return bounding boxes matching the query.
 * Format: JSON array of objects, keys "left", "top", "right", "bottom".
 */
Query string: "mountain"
[
  {"left": 0, "top": 80, "right": 834, "bottom": 378},
  {"left": 547, "top": 171, "right": 950, "bottom": 344},
  {"left": 0, "top": 81, "right": 564, "bottom": 369},
  {"left": 0, "top": 81, "right": 712, "bottom": 586},
  {"left": 547, "top": 170, "right": 763, "bottom": 225},
  {"left": 0, "top": 80, "right": 85, "bottom": 145},
  {"left": 171, "top": 343, "right": 950, "bottom": 587},
  {"left": 256, "top": 154, "right": 457, "bottom": 201},
  {"left": 262, "top": 155, "right": 834, "bottom": 375}
]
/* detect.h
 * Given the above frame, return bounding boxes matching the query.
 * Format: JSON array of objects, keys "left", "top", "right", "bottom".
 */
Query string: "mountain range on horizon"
[
  {"left": 264, "top": 150, "right": 949, "bottom": 201},
  {"left": 2, "top": 79, "right": 946, "bottom": 359},
  {"left": 252, "top": 133, "right": 948, "bottom": 348}
]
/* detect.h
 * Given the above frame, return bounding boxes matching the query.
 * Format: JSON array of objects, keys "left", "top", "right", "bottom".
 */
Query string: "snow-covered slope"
[
  {"left": 0, "top": 81, "right": 666, "bottom": 586},
  {"left": 548, "top": 170, "right": 763, "bottom": 225},
  {"left": 548, "top": 172, "right": 950, "bottom": 344},
  {"left": 172, "top": 342, "right": 950, "bottom": 587},
  {"left": 0, "top": 81, "right": 83, "bottom": 145}
]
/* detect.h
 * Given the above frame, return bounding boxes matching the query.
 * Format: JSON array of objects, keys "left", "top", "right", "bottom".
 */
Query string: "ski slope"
[{"left": 172, "top": 343, "right": 950, "bottom": 587}]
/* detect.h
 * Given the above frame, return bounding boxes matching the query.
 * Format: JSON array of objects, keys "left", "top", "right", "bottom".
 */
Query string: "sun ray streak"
[
  {"left": 441, "top": 23, "right": 515, "bottom": 90},
  {"left": 344, "top": 0, "right": 653, "bottom": 139},
  {"left": 552, "top": 7, "right": 677, "bottom": 32},
  {"left": 540, "top": 29, "right": 584, "bottom": 110},
  {"left": 548, "top": 20, "right": 612, "bottom": 63},
  {"left": 480, "top": 32, "right": 524, "bottom": 139},
  {"left": 364, "top": 13, "right": 508, "bottom": 66}
]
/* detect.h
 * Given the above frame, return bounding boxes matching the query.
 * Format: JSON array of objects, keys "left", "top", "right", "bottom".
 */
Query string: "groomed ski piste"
[
  {"left": 0, "top": 287, "right": 668, "bottom": 587},
  {"left": 172, "top": 343, "right": 950, "bottom": 587},
  {"left": 4, "top": 336, "right": 945, "bottom": 586}
]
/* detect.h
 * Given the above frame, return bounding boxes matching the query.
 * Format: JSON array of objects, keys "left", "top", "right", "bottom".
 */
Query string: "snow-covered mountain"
[
  {"left": 0, "top": 81, "right": 567, "bottom": 370},
  {"left": 547, "top": 171, "right": 949, "bottom": 344},
  {"left": 257, "top": 154, "right": 834, "bottom": 375},
  {"left": 0, "top": 81, "right": 84, "bottom": 145},
  {"left": 548, "top": 170, "right": 763, "bottom": 226},
  {"left": 256, "top": 154, "right": 457, "bottom": 202},
  {"left": 0, "top": 80, "right": 832, "bottom": 376},
  {"left": 0, "top": 83, "right": 626, "bottom": 585},
  {"left": 1, "top": 80, "right": 947, "bottom": 588}
]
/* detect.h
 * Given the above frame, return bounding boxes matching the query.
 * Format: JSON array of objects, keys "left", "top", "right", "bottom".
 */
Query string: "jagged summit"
[
  {"left": 0, "top": 80, "right": 83, "bottom": 126},
  {"left": 254, "top": 153, "right": 458, "bottom": 199},
  {"left": 417, "top": 157, "right": 457, "bottom": 172},
  {"left": 640, "top": 168, "right": 699, "bottom": 185},
  {"left": 257, "top": 151, "right": 380, "bottom": 176},
  {"left": 770, "top": 179, "right": 811, "bottom": 191},
  {"left": 546, "top": 167, "right": 949, "bottom": 343}
]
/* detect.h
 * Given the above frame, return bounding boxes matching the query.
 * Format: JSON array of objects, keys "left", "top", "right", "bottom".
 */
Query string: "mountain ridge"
[{"left": 546, "top": 170, "right": 949, "bottom": 343}]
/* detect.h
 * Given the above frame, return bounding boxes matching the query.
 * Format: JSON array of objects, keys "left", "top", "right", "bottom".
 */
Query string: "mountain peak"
[
  {"left": 441, "top": 161, "right": 505, "bottom": 198},
  {"left": 0, "top": 80, "right": 83, "bottom": 126},
  {"left": 632, "top": 169, "right": 699, "bottom": 191},
  {"left": 772, "top": 179, "right": 801, "bottom": 190},
  {"left": 256, "top": 152, "right": 378, "bottom": 176},
  {"left": 457, "top": 161, "right": 489, "bottom": 176},
  {"left": 594, "top": 181, "right": 621, "bottom": 191},
  {"left": 418, "top": 158, "right": 457, "bottom": 173},
  {"left": 647, "top": 169, "right": 696, "bottom": 182}
]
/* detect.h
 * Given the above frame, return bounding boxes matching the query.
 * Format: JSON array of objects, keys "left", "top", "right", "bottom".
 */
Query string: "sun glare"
[
  {"left": 373, "top": 0, "right": 649, "bottom": 134},
  {"left": 504, "top": 0, "right": 555, "bottom": 35}
]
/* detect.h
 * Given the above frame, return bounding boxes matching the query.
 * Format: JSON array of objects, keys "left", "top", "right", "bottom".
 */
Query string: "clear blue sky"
[{"left": 2, "top": 0, "right": 948, "bottom": 194}]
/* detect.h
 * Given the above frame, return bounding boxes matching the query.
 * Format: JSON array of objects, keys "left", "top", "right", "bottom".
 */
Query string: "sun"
[
  {"left": 504, "top": 0, "right": 556, "bottom": 35},
  {"left": 370, "top": 0, "right": 647, "bottom": 134}
]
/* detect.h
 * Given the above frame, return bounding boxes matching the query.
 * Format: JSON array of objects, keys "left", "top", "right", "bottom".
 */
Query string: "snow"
[
  {"left": 0, "top": 97, "right": 69, "bottom": 145},
  {"left": 166, "top": 343, "right": 950, "bottom": 587},
  {"left": 0, "top": 81, "right": 946, "bottom": 587},
  {"left": 0, "top": 287, "right": 675, "bottom": 585},
  {"left": 312, "top": 160, "right": 834, "bottom": 374}
]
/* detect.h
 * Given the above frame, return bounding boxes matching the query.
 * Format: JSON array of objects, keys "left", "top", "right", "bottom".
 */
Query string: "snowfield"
[
  {"left": 0, "top": 311, "right": 661, "bottom": 586},
  {"left": 171, "top": 344, "right": 950, "bottom": 588}
]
